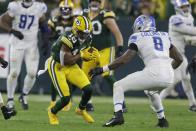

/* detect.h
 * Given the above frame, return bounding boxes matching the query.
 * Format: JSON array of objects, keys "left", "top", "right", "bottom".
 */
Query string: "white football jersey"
[
  {"left": 169, "top": 14, "right": 196, "bottom": 54},
  {"left": 7, "top": 1, "right": 47, "bottom": 45},
  {"left": 128, "top": 31, "right": 172, "bottom": 67}
]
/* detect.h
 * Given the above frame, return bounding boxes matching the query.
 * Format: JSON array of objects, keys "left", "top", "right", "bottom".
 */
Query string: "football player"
[
  {"left": 46, "top": 15, "right": 98, "bottom": 125},
  {"left": 90, "top": 15, "right": 183, "bottom": 127},
  {"left": 0, "top": 0, "right": 47, "bottom": 110},
  {"left": 160, "top": 0, "right": 196, "bottom": 111},
  {"left": 47, "top": 0, "right": 74, "bottom": 111},
  {"left": 0, "top": 57, "right": 16, "bottom": 120},
  {"left": 82, "top": 0, "right": 126, "bottom": 112}
]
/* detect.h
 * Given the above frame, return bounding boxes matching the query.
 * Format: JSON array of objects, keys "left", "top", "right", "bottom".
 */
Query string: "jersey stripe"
[{"left": 83, "top": 16, "right": 89, "bottom": 31}]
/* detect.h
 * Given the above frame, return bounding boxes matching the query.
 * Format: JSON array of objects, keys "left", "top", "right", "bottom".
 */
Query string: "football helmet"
[
  {"left": 22, "top": 0, "right": 33, "bottom": 7},
  {"left": 59, "top": 0, "right": 73, "bottom": 19},
  {"left": 174, "top": 0, "right": 191, "bottom": 17},
  {"left": 133, "top": 15, "right": 156, "bottom": 33},
  {"left": 72, "top": 16, "right": 92, "bottom": 43}
]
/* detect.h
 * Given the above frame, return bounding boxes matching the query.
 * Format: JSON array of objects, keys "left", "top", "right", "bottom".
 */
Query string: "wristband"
[{"left": 103, "top": 65, "right": 110, "bottom": 72}]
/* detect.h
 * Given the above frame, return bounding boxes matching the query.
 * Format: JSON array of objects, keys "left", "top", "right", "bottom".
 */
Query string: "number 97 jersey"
[
  {"left": 128, "top": 32, "right": 172, "bottom": 67},
  {"left": 7, "top": 1, "right": 47, "bottom": 42}
]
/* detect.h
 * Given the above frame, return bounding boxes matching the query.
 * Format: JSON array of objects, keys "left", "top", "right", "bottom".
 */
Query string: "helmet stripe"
[
  {"left": 82, "top": 16, "right": 89, "bottom": 31},
  {"left": 65, "top": 0, "right": 67, "bottom": 6}
]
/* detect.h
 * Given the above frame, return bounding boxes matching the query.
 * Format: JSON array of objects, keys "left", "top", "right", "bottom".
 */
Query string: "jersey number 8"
[
  {"left": 19, "top": 14, "right": 34, "bottom": 29},
  {"left": 153, "top": 36, "right": 163, "bottom": 51}
]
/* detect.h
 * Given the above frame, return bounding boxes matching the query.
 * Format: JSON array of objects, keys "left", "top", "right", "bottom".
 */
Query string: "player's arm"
[
  {"left": 103, "top": 12, "right": 124, "bottom": 57},
  {"left": 0, "top": 12, "right": 23, "bottom": 40},
  {"left": 89, "top": 43, "right": 137, "bottom": 77},
  {"left": 60, "top": 44, "right": 81, "bottom": 65},
  {"left": 169, "top": 44, "right": 183, "bottom": 69},
  {"left": 184, "top": 36, "right": 196, "bottom": 46}
]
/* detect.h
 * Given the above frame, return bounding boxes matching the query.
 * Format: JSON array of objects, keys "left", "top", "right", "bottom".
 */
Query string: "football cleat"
[
  {"left": 156, "top": 118, "right": 169, "bottom": 128},
  {"left": 75, "top": 108, "right": 95, "bottom": 123},
  {"left": 103, "top": 110, "right": 124, "bottom": 127},
  {"left": 1, "top": 106, "right": 17, "bottom": 120},
  {"left": 189, "top": 104, "right": 196, "bottom": 112},
  {"left": 48, "top": 109, "right": 59, "bottom": 125},
  {"left": 19, "top": 94, "right": 28, "bottom": 110},
  {"left": 86, "top": 103, "right": 94, "bottom": 112},
  {"left": 47, "top": 101, "right": 56, "bottom": 110}
]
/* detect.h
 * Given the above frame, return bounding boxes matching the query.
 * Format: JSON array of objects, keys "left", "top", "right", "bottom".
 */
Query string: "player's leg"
[
  {"left": 180, "top": 57, "right": 196, "bottom": 111},
  {"left": 47, "top": 58, "right": 71, "bottom": 125},
  {"left": 81, "top": 60, "right": 97, "bottom": 111},
  {"left": 7, "top": 46, "right": 24, "bottom": 109},
  {"left": 67, "top": 64, "right": 94, "bottom": 123},
  {"left": 144, "top": 90, "right": 169, "bottom": 127},
  {"left": 19, "top": 45, "right": 39, "bottom": 110},
  {"left": 48, "top": 83, "right": 57, "bottom": 110},
  {"left": 100, "top": 47, "right": 127, "bottom": 112}
]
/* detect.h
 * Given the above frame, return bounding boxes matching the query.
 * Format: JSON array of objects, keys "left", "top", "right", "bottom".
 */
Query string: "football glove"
[
  {"left": 89, "top": 67, "right": 103, "bottom": 78},
  {"left": 80, "top": 47, "right": 100, "bottom": 62},
  {"left": 10, "top": 29, "right": 24, "bottom": 40},
  {"left": 0, "top": 57, "right": 8, "bottom": 68},
  {"left": 115, "top": 45, "right": 124, "bottom": 58},
  {"left": 187, "top": 58, "right": 196, "bottom": 74}
]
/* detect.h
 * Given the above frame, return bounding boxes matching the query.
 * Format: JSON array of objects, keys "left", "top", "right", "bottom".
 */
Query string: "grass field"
[{"left": 0, "top": 95, "right": 196, "bottom": 131}]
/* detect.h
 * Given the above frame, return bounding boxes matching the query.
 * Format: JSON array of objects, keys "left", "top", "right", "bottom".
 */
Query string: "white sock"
[
  {"left": 182, "top": 80, "right": 196, "bottom": 106},
  {"left": 23, "top": 74, "right": 36, "bottom": 95},
  {"left": 0, "top": 92, "right": 4, "bottom": 105},
  {"left": 7, "top": 74, "right": 18, "bottom": 99},
  {"left": 113, "top": 83, "right": 124, "bottom": 112},
  {"left": 146, "top": 91, "right": 165, "bottom": 119}
]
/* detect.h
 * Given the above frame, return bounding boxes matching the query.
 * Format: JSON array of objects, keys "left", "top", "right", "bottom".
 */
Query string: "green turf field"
[{"left": 0, "top": 95, "right": 195, "bottom": 131}]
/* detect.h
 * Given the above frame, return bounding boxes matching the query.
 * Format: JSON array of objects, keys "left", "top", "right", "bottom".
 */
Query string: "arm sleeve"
[
  {"left": 39, "top": 2, "right": 47, "bottom": 17},
  {"left": 128, "top": 34, "right": 139, "bottom": 51},
  {"left": 60, "top": 36, "right": 73, "bottom": 49},
  {"left": 102, "top": 10, "right": 116, "bottom": 20},
  {"left": 170, "top": 16, "right": 196, "bottom": 35},
  {"left": 7, "top": 2, "right": 16, "bottom": 17}
]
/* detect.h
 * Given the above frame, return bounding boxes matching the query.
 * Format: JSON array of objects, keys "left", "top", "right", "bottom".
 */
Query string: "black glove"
[
  {"left": 10, "top": 29, "right": 24, "bottom": 40},
  {"left": 115, "top": 45, "right": 124, "bottom": 58},
  {"left": 0, "top": 57, "right": 8, "bottom": 68},
  {"left": 89, "top": 67, "right": 103, "bottom": 78},
  {"left": 187, "top": 58, "right": 196, "bottom": 74}
]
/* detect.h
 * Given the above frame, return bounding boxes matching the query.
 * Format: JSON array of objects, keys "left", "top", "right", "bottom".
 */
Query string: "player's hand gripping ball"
[{"left": 80, "top": 47, "right": 100, "bottom": 62}]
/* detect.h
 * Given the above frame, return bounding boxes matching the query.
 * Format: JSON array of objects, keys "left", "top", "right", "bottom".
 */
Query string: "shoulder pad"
[
  {"left": 170, "top": 16, "right": 183, "bottom": 26},
  {"left": 128, "top": 33, "right": 140, "bottom": 46},
  {"left": 102, "top": 10, "right": 116, "bottom": 19}
]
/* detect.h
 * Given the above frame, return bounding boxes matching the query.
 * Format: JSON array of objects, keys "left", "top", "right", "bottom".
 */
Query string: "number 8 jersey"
[
  {"left": 128, "top": 32, "right": 172, "bottom": 67},
  {"left": 7, "top": 1, "right": 47, "bottom": 47}
]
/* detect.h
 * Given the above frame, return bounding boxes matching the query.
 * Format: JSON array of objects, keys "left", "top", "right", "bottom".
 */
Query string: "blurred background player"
[
  {"left": 0, "top": 0, "right": 47, "bottom": 110},
  {"left": 187, "top": 54, "right": 196, "bottom": 74},
  {"left": 0, "top": 57, "right": 16, "bottom": 120},
  {"left": 82, "top": 0, "right": 125, "bottom": 112},
  {"left": 160, "top": 0, "right": 196, "bottom": 112},
  {"left": 90, "top": 15, "right": 183, "bottom": 127},
  {"left": 46, "top": 15, "right": 97, "bottom": 125},
  {"left": 47, "top": 0, "right": 74, "bottom": 111}
]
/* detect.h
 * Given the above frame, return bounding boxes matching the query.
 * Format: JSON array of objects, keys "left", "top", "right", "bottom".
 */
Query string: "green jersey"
[
  {"left": 48, "top": 15, "right": 73, "bottom": 40},
  {"left": 90, "top": 10, "right": 116, "bottom": 50},
  {"left": 51, "top": 31, "right": 89, "bottom": 63}
]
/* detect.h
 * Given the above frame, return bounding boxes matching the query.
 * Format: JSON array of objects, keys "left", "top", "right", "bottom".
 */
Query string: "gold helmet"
[
  {"left": 59, "top": 0, "right": 74, "bottom": 19},
  {"left": 72, "top": 16, "right": 92, "bottom": 43}
]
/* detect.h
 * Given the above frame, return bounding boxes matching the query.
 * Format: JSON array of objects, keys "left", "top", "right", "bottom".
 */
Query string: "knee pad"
[{"left": 9, "top": 71, "right": 18, "bottom": 79}]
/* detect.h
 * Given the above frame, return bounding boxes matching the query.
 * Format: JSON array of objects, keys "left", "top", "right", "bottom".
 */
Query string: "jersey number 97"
[{"left": 19, "top": 14, "right": 34, "bottom": 29}]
